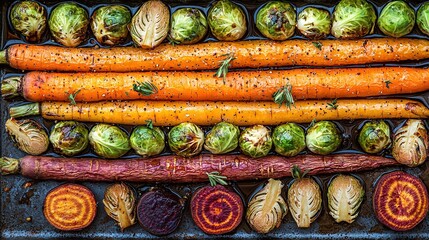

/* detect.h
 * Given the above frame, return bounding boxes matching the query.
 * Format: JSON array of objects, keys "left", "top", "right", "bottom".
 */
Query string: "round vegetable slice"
[
  {"left": 373, "top": 171, "right": 429, "bottom": 231},
  {"left": 43, "top": 183, "right": 96, "bottom": 231},
  {"left": 191, "top": 185, "right": 243, "bottom": 235}
]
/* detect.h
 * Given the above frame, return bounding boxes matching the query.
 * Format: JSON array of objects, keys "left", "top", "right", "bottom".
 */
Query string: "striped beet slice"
[
  {"left": 43, "top": 183, "right": 97, "bottom": 231},
  {"left": 373, "top": 171, "right": 429, "bottom": 231},
  {"left": 191, "top": 185, "right": 244, "bottom": 235}
]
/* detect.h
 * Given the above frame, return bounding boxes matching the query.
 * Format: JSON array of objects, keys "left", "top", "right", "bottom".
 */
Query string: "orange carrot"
[
  {"left": 1, "top": 38, "right": 429, "bottom": 72},
  {"left": 9, "top": 99, "right": 429, "bottom": 126},
  {"left": 2, "top": 67, "right": 428, "bottom": 102}
]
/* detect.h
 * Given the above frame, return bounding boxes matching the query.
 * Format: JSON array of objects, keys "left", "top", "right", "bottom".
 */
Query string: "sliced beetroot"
[
  {"left": 191, "top": 185, "right": 244, "bottom": 235},
  {"left": 137, "top": 188, "right": 185, "bottom": 236},
  {"left": 373, "top": 171, "right": 429, "bottom": 231}
]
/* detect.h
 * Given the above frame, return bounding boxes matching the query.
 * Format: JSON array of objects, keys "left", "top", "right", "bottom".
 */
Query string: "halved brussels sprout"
[
  {"left": 103, "top": 183, "right": 136, "bottom": 231},
  {"left": 331, "top": 0, "right": 377, "bottom": 39},
  {"left": 130, "top": 0, "right": 170, "bottom": 48},
  {"left": 130, "top": 125, "right": 165, "bottom": 157},
  {"left": 10, "top": 1, "right": 47, "bottom": 42},
  {"left": 170, "top": 8, "right": 208, "bottom": 44},
  {"left": 204, "top": 122, "right": 239, "bottom": 154},
  {"left": 306, "top": 121, "right": 341, "bottom": 155},
  {"left": 49, "top": 121, "right": 89, "bottom": 156},
  {"left": 89, "top": 124, "right": 131, "bottom": 158},
  {"left": 256, "top": 1, "right": 296, "bottom": 40},
  {"left": 239, "top": 125, "right": 272, "bottom": 158},
  {"left": 297, "top": 7, "right": 331, "bottom": 39},
  {"left": 91, "top": 5, "right": 131, "bottom": 46},
  {"left": 417, "top": 2, "right": 429, "bottom": 36},
  {"left": 392, "top": 119, "right": 428, "bottom": 167},
  {"left": 272, "top": 123, "right": 306, "bottom": 157},
  {"left": 208, "top": 0, "right": 247, "bottom": 41},
  {"left": 327, "top": 175, "right": 365, "bottom": 223},
  {"left": 358, "top": 120, "right": 391, "bottom": 154},
  {"left": 168, "top": 122, "right": 204, "bottom": 157},
  {"left": 5, "top": 118, "right": 49, "bottom": 155},
  {"left": 377, "top": 1, "right": 415, "bottom": 38},
  {"left": 49, "top": 2, "right": 89, "bottom": 47}
]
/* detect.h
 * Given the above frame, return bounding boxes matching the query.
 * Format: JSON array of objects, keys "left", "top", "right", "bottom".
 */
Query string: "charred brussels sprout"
[
  {"left": 306, "top": 121, "right": 341, "bottom": 155},
  {"left": 358, "top": 120, "right": 391, "bottom": 154},
  {"left": 208, "top": 0, "right": 247, "bottom": 41},
  {"left": 170, "top": 8, "right": 208, "bottom": 44},
  {"left": 297, "top": 7, "right": 331, "bottom": 39},
  {"left": 239, "top": 125, "right": 272, "bottom": 158},
  {"left": 130, "top": 125, "right": 165, "bottom": 157},
  {"left": 378, "top": 1, "right": 415, "bottom": 37},
  {"left": 49, "top": 121, "right": 89, "bottom": 156},
  {"left": 204, "top": 122, "right": 239, "bottom": 154},
  {"left": 272, "top": 123, "right": 306, "bottom": 157},
  {"left": 90, "top": 5, "right": 131, "bottom": 46},
  {"left": 89, "top": 124, "right": 131, "bottom": 158},
  {"left": 10, "top": 1, "right": 47, "bottom": 42},
  {"left": 168, "top": 122, "right": 204, "bottom": 157},
  {"left": 48, "top": 2, "right": 89, "bottom": 47},
  {"left": 417, "top": 2, "right": 429, "bottom": 36},
  {"left": 5, "top": 118, "right": 49, "bottom": 155},
  {"left": 331, "top": 0, "right": 376, "bottom": 39},
  {"left": 256, "top": 1, "right": 296, "bottom": 40}
]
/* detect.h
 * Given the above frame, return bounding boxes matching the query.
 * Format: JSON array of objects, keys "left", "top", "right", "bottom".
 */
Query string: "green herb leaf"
[
  {"left": 327, "top": 98, "right": 338, "bottom": 110},
  {"left": 309, "top": 119, "right": 317, "bottom": 128},
  {"left": 312, "top": 41, "right": 322, "bottom": 50},
  {"left": 167, "top": 35, "right": 180, "bottom": 46},
  {"left": 146, "top": 119, "right": 153, "bottom": 129},
  {"left": 206, "top": 171, "right": 228, "bottom": 186},
  {"left": 273, "top": 83, "right": 295, "bottom": 109},
  {"left": 67, "top": 89, "right": 81, "bottom": 105},
  {"left": 384, "top": 80, "right": 392, "bottom": 89},
  {"left": 214, "top": 54, "right": 236, "bottom": 82},
  {"left": 133, "top": 81, "right": 158, "bottom": 96}
]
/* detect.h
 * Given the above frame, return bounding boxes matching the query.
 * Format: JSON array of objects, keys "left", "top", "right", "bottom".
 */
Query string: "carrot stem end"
[
  {"left": 9, "top": 103, "right": 40, "bottom": 118},
  {"left": 0, "top": 157, "right": 20, "bottom": 175},
  {"left": 1, "top": 76, "right": 21, "bottom": 99}
]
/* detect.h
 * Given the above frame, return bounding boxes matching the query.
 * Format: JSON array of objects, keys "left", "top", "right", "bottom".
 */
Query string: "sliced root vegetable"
[
  {"left": 2, "top": 38, "right": 429, "bottom": 72},
  {"left": 9, "top": 99, "right": 429, "bottom": 126},
  {"left": 0, "top": 154, "right": 398, "bottom": 182},
  {"left": 373, "top": 171, "right": 429, "bottom": 231},
  {"left": 43, "top": 183, "right": 97, "bottom": 231}
]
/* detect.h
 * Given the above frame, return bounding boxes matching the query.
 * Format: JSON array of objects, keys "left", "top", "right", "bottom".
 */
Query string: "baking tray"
[{"left": 1, "top": 0, "right": 429, "bottom": 239}]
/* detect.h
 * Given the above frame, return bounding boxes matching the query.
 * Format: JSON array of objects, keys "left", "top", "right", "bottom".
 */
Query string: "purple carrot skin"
[{"left": 8, "top": 154, "right": 399, "bottom": 183}]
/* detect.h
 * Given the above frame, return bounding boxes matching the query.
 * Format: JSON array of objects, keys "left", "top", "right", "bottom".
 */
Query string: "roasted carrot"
[
  {"left": 9, "top": 99, "right": 429, "bottom": 126},
  {"left": 2, "top": 38, "right": 429, "bottom": 72},
  {"left": 3, "top": 67, "right": 429, "bottom": 102},
  {"left": 0, "top": 154, "right": 398, "bottom": 182}
]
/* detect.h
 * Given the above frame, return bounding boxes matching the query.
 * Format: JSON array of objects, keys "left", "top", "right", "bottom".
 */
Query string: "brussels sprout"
[
  {"left": 297, "top": 7, "right": 331, "bottom": 39},
  {"left": 5, "top": 118, "right": 49, "bottom": 155},
  {"left": 130, "top": 125, "right": 165, "bottom": 157},
  {"left": 331, "top": 0, "right": 376, "bottom": 39},
  {"left": 306, "top": 121, "right": 341, "bottom": 155},
  {"left": 204, "top": 122, "right": 239, "bottom": 154},
  {"left": 170, "top": 8, "right": 208, "bottom": 45},
  {"left": 48, "top": 2, "right": 89, "bottom": 47},
  {"left": 239, "top": 125, "right": 272, "bottom": 158},
  {"left": 90, "top": 5, "right": 131, "bottom": 46},
  {"left": 327, "top": 175, "right": 364, "bottom": 223},
  {"left": 256, "top": 1, "right": 296, "bottom": 40},
  {"left": 49, "top": 121, "right": 89, "bottom": 156},
  {"left": 168, "top": 122, "right": 204, "bottom": 157},
  {"left": 358, "top": 120, "right": 391, "bottom": 154},
  {"left": 130, "top": 0, "right": 169, "bottom": 48},
  {"left": 272, "top": 123, "right": 306, "bottom": 157},
  {"left": 392, "top": 119, "right": 428, "bottom": 167},
  {"left": 9, "top": 1, "right": 47, "bottom": 42},
  {"left": 377, "top": 1, "right": 415, "bottom": 38},
  {"left": 89, "top": 124, "right": 131, "bottom": 158},
  {"left": 417, "top": 2, "right": 429, "bottom": 36},
  {"left": 208, "top": 0, "right": 247, "bottom": 41},
  {"left": 103, "top": 183, "right": 136, "bottom": 231}
]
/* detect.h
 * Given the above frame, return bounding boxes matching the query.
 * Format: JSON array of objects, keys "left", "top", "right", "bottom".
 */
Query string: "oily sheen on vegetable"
[{"left": 2, "top": 38, "right": 429, "bottom": 72}]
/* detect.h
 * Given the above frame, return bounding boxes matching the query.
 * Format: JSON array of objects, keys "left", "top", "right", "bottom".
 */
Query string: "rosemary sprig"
[
  {"left": 206, "top": 171, "right": 228, "bottom": 186},
  {"left": 384, "top": 80, "right": 392, "bottom": 89},
  {"left": 273, "top": 84, "right": 295, "bottom": 108},
  {"left": 133, "top": 81, "right": 158, "bottom": 96},
  {"left": 146, "top": 119, "right": 153, "bottom": 129},
  {"left": 214, "top": 53, "right": 236, "bottom": 82},
  {"left": 327, "top": 98, "right": 338, "bottom": 110},
  {"left": 67, "top": 89, "right": 81, "bottom": 105},
  {"left": 312, "top": 41, "right": 323, "bottom": 50}
]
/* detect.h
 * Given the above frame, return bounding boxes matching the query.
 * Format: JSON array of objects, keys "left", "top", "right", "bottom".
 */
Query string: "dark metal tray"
[{"left": 1, "top": 0, "right": 429, "bottom": 239}]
